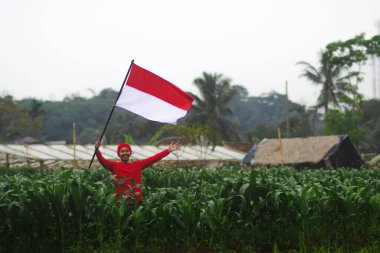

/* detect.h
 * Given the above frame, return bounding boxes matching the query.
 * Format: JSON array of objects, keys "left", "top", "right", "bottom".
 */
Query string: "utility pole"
[
  {"left": 376, "top": 20, "right": 380, "bottom": 98},
  {"left": 372, "top": 55, "right": 377, "bottom": 99}
]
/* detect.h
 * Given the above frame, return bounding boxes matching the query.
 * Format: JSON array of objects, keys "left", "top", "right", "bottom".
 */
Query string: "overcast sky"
[{"left": 1, "top": 0, "right": 379, "bottom": 106}]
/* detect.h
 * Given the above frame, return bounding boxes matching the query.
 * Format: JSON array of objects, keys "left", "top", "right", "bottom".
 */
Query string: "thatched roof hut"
[{"left": 248, "top": 135, "right": 363, "bottom": 169}]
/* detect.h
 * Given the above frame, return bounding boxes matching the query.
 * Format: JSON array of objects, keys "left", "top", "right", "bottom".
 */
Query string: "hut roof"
[{"left": 253, "top": 135, "right": 363, "bottom": 168}]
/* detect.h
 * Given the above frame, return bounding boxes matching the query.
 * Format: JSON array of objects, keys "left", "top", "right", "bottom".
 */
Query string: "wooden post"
[
  {"left": 26, "top": 145, "right": 30, "bottom": 167},
  {"left": 285, "top": 81, "right": 290, "bottom": 138},
  {"left": 39, "top": 160, "right": 45, "bottom": 170},
  {"left": 6, "top": 153, "right": 9, "bottom": 169},
  {"left": 73, "top": 122, "right": 78, "bottom": 169},
  {"left": 278, "top": 128, "right": 284, "bottom": 167}
]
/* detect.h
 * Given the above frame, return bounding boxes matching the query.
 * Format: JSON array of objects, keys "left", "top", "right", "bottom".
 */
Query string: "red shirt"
[{"left": 96, "top": 149, "right": 170, "bottom": 201}]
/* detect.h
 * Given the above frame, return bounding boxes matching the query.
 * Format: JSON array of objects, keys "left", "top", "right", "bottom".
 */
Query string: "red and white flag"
[{"left": 115, "top": 63, "right": 194, "bottom": 124}]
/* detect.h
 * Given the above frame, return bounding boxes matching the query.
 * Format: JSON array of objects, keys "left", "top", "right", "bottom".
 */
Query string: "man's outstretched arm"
[
  {"left": 140, "top": 142, "right": 181, "bottom": 169},
  {"left": 168, "top": 141, "right": 181, "bottom": 152},
  {"left": 95, "top": 140, "right": 116, "bottom": 172}
]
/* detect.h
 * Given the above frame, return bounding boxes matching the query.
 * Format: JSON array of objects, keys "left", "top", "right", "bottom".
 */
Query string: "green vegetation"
[
  {"left": 360, "top": 99, "right": 380, "bottom": 153},
  {"left": 17, "top": 89, "right": 163, "bottom": 144},
  {"left": 297, "top": 58, "right": 354, "bottom": 114},
  {"left": 0, "top": 96, "right": 43, "bottom": 142},
  {"left": 298, "top": 33, "right": 380, "bottom": 114},
  {"left": 186, "top": 72, "right": 241, "bottom": 142},
  {"left": 11, "top": 88, "right": 322, "bottom": 145},
  {"left": 297, "top": 33, "right": 380, "bottom": 152},
  {"left": 1, "top": 166, "right": 379, "bottom": 252}
]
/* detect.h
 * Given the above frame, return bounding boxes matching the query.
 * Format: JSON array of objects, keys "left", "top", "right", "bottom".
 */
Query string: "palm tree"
[
  {"left": 297, "top": 54, "right": 355, "bottom": 114},
  {"left": 186, "top": 72, "right": 240, "bottom": 142}
]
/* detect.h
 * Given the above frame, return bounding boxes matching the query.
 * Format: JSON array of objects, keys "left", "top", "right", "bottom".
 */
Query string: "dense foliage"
[
  {"left": 1, "top": 166, "right": 379, "bottom": 253},
  {"left": 297, "top": 34, "right": 380, "bottom": 153},
  {"left": 17, "top": 89, "right": 164, "bottom": 144},
  {"left": 13, "top": 89, "right": 321, "bottom": 145},
  {"left": 0, "top": 96, "right": 43, "bottom": 142},
  {"left": 186, "top": 72, "right": 241, "bottom": 142},
  {"left": 360, "top": 99, "right": 380, "bottom": 153},
  {"left": 230, "top": 92, "right": 319, "bottom": 138}
]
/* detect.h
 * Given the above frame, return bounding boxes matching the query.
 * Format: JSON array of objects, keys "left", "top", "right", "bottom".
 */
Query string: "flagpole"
[{"left": 88, "top": 59, "right": 135, "bottom": 168}]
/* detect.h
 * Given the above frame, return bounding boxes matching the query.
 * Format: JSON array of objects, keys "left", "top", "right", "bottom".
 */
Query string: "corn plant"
[{"left": 0, "top": 166, "right": 379, "bottom": 252}]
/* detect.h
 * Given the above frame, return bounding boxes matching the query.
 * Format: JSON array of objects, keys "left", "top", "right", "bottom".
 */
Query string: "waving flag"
[{"left": 115, "top": 63, "right": 194, "bottom": 124}]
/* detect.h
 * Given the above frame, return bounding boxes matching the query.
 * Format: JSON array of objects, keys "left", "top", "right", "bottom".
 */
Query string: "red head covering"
[{"left": 117, "top": 143, "right": 132, "bottom": 157}]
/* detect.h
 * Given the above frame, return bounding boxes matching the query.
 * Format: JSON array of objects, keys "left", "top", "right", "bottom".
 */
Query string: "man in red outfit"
[{"left": 94, "top": 140, "right": 181, "bottom": 203}]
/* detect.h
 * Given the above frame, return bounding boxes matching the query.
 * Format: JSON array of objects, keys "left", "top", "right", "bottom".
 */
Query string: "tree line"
[
  {"left": 0, "top": 33, "right": 379, "bottom": 154},
  {"left": 1, "top": 87, "right": 319, "bottom": 143}
]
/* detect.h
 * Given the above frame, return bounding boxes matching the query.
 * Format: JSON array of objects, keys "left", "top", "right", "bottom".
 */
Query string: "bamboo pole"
[
  {"left": 73, "top": 122, "right": 77, "bottom": 169},
  {"left": 278, "top": 128, "right": 284, "bottom": 167}
]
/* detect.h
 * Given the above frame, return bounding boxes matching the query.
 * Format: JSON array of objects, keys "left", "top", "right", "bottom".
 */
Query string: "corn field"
[{"left": 1, "top": 166, "right": 380, "bottom": 253}]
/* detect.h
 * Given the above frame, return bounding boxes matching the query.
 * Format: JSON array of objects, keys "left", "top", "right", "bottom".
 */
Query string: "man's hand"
[
  {"left": 95, "top": 140, "right": 102, "bottom": 149},
  {"left": 168, "top": 141, "right": 181, "bottom": 152}
]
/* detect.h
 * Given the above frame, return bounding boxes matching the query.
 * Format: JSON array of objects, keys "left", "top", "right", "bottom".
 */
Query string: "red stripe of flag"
[{"left": 126, "top": 64, "right": 194, "bottom": 111}]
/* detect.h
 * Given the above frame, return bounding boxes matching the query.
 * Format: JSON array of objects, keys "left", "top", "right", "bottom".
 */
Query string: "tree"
[
  {"left": 29, "top": 99, "right": 45, "bottom": 119},
  {"left": 186, "top": 72, "right": 240, "bottom": 143},
  {"left": 28, "top": 89, "right": 163, "bottom": 144},
  {"left": 27, "top": 99, "right": 44, "bottom": 139},
  {"left": 323, "top": 33, "right": 380, "bottom": 68},
  {"left": 279, "top": 105, "right": 313, "bottom": 138},
  {"left": 248, "top": 105, "right": 313, "bottom": 142},
  {"left": 324, "top": 109, "right": 365, "bottom": 147},
  {"left": 319, "top": 34, "right": 380, "bottom": 149},
  {"left": 248, "top": 124, "right": 278, "bottom": 142},
  {"left": 76, "top": 127, "right": 100, "bottom": 144},
  {"left": 357, "top": 99, "right": 380, "bottom": 153},
  {"left": 0, "top": 96, "right": 41, "bottom": 142},
  {"left": 298, "top": 34, "right": 380, "bottom": 114},
  {"left": 297, "top": 57, "right": 355, "bottom": 114},
  {"left": 322, "top": 34, "right": 380, "bottom": 111}
]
